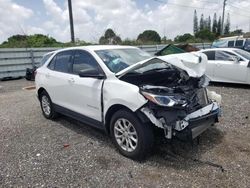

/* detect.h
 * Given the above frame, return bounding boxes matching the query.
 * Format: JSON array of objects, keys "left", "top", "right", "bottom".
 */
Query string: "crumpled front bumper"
[
  {"left": 175, "top": 106, "right": 220, "bottom": 139},
  {"left": 141, "top": 101, "right": 221, "bottom": 140}
]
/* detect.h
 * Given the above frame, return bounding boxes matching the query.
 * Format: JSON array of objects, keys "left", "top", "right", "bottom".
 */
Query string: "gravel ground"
[{"left": 0, "top": 79, "right": 249, "bottom": 188}]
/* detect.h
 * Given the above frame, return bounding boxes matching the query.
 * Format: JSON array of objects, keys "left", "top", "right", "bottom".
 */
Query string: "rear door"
[
  {"left": 45, "top": 50, "right": 74, "bottom": 109},
  {"left": 67, "top": 50, "right": 104, "bottom": 122}
]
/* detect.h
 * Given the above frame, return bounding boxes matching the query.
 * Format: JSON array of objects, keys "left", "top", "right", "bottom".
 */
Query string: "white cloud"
[
  {"left": 0, "top": 0, "right": 33, "bottom": 42},
  {"left": 0, "top": 0, "right": 250, "bottom": 43}
]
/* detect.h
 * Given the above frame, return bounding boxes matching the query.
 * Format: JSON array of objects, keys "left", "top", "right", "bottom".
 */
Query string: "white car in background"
[
  {"left": 201, "top": 48, "right": 250, "bottom": 85},
  {"left": 35, "top": 45, "right": 221, "bottom": 160}
]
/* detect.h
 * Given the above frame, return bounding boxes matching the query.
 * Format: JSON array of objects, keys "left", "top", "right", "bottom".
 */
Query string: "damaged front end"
[
  {"left": 118, "top": 52, "right": 222, "bottom": 140},
  {"left": 140, "top": 83, "right": 221, "bottom": 140}
]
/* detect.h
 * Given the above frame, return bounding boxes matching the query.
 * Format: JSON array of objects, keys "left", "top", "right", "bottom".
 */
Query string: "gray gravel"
[{"left": 0, "top": 79, "right": 250, "bottom": 187}]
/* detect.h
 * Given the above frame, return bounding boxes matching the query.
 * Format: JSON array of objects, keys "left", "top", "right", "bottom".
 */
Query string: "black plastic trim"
[{"left": 53, "top": 104, "right": 105, "bottom": 130}]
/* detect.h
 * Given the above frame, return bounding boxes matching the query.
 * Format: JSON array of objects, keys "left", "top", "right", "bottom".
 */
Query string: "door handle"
[{"left": 68, "top": 78, "right": 75, "bottom": 84}]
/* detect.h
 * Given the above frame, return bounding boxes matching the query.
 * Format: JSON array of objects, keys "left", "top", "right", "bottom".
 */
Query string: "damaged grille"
[
  {"left": 187, "top": 88, "right": 209, "bottom": 112},
  {"left": 197, "top": 88, "right": 209, "bottom": 106}
]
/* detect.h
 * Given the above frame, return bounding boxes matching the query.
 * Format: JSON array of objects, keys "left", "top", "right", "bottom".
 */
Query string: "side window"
[
  {"left": 228, "top": 41, "right": 235, "bottom": 47},
  {"left": 235, "top": 40, "right": 244, "bottom": 47},
  {"left": 54, "top": 51, "right": 73, "bottom": 73},
  {"left": 203, "top": 51, "right": 215, "bottom": 60},
  {"left": 72, "top": 50, "right": 100, "bottom": 75},
  {"left": 215, "top": 51, "right": 236, "bottom": 61},
  {"left": 48, "top": 56, "right": 56, "bottom": 70}
]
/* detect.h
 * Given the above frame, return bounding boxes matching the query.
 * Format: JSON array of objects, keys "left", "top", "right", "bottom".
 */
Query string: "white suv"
[{"left": 36, "top": 45, "right": 221, "bottom": 160}]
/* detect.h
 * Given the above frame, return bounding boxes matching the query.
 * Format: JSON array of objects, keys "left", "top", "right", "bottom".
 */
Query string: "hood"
[{"left": 116, "top": 52, "right": 207, "bottom": 78}]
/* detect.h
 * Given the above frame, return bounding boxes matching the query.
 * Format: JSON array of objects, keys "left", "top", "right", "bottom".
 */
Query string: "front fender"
[{"left": 103, "top": 79, "right": 147, "bottom": 116}]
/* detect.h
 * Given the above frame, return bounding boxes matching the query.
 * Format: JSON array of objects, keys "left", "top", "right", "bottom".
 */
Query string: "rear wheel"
[
  {"left": 110, "top": 109, "right": 154, "bottom": 160},
  {"left": 39, "top": 91, "right": 57, "bottom": 119}
]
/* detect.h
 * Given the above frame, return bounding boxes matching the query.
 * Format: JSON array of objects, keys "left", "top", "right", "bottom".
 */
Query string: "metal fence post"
[{"left": 30, "top": 49, "right": 35, "bottom": 68}]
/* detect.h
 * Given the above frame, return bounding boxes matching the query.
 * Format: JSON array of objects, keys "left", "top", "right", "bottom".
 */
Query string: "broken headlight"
[{"left": 141, "top": 91, "right": 187, "bottom": 107}]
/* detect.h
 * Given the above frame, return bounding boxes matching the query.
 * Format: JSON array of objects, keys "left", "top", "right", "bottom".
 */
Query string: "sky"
[{"left": 0, "top": 0, "right": 250, "bottom": 43}]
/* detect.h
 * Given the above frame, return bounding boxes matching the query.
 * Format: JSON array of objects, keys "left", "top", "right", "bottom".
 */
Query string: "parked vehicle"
[
  {"left": 201, "top": 48, "right": 250, "bottom": 85},
  {"left": 212, "top": 36, "right": 250, "bottom": 52},
  {"left": 35, "top": 45, "right": 221, "bottom": 160},
  {"left": 25, "top": 51, "right": 55, "bottom": 81},
  {"left": 155, "top": 44, "right": 199, "bottom": 56}
]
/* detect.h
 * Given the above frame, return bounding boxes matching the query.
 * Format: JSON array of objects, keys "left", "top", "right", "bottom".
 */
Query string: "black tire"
[
  {"left": 39, "top": 91, "right": 57, "bottom": 119},
  {"left": 110, "top": 109, "right": 154, "bottom": 160}
]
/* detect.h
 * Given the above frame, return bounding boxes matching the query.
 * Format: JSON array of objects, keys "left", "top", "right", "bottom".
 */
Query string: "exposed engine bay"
[{"left": 118, "top": 54, "right": 221, "bottom": 140}]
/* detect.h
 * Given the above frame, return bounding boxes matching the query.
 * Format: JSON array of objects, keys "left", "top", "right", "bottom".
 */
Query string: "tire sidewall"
[
  {"left": 110, "top": 110, "right": 151, "bottom": 160},
  {"left": 39, "top": 91, "right": 54, "bottom": 119}
]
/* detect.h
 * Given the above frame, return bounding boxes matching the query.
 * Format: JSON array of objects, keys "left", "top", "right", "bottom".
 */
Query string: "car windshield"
[
  {"left": 95, "top": 48, "right": 152, "bottom": 73},
  {"left": 233, "top": 49, "right": 250, "bottom": 60},
  {"left": 40, "top": 52, "right": 54, "bottom": 66}
]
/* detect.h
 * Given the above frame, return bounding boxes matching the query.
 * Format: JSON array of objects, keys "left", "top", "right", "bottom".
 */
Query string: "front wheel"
[
  {"left": 39, "top": 91, "right": 57, "bottom": 119},
  {"left": 110, "top": 109, "right": 154, "bottom": 160}
]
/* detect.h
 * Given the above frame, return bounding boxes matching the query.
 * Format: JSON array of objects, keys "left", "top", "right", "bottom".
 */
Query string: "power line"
[
  {"left": 227, "top": 4, "right": 249, "bottom": 13},
  {"left": 154, "top": 0, "right": 217, "bottom": 10},
  {"left": 227, "top": 1, "right": 250, "bottom": 13},
  {"left": 193, "top": 0, "right": 219, "bottom": 4}
]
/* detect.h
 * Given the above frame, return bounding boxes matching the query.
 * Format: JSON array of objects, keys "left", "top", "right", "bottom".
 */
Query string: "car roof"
[
  {"left": 53, "top": 45, "right": 138, "bottom": 53},
  {"left": 200, "top": 48, "right": 239, "bottom": 52}
]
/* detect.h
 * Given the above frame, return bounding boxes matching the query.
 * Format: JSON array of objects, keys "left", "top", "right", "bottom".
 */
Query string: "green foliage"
[
  {"left": 174, "top": 33, "right": 195, "bottom": 43},
  {"left": 217, "top": 16, "right": 222, "bottom": 36},
  {"left": 161, "top": 36, "right": 173, "bottom": 44},
  {"left": 231, "top": 29, "right": 243, "bottom": 35},
  {"left": 199, "top": 14, "right": 204, "bottom": 31},
  {"left": 99, "top": 28, "right": 122, "bottom": 45},
  {"left": 137, "top": 30, "right": 161, "bottom": 44},
  {"left": 121, "top": 38, "right": 138, "bottom": 45},
  {"left": 224, "top": 13, "right": 230, "bottom": 35},
  {"left": 193, "top": 10, "right": 198, "bottom": 34},
  {"left": 0, "top": 34, "right": 64, "bottom": 48},
  {"left": 212, "top": 13, "right": 217, "bottom": 34},
  {"left": 195, "top": 29, "right": 216, "bottom": 41},
  {"left": 207, "top": 16, "right": 211, "bottom": 31}
]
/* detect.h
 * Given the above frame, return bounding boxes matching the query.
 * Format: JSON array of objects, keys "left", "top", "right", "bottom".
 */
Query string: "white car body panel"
[
  {"left": 35, "top": 46, "right": 221, "bottom": 138},
  {"left": 103, "top": 76, "right": 147, "bottom": 117},
  {"left": 201, "top": 48, "right": 250, "bottom": 84},
  {"left": 116, "top": 52, "right": 207, "bottom": 78},
  {"left": 67, "top": 74, "right": 103, "bottom": 121}
]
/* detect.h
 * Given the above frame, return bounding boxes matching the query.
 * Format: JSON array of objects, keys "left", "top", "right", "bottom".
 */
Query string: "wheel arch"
[
  {"left": 104, "top": 104, "right": 133, "bottom": 134},
  {"left": 104, "top": 104, "right": 151, "bottom": 135},
  {"left": 37, "top": 87, "right": 47, "bottom": 99}
]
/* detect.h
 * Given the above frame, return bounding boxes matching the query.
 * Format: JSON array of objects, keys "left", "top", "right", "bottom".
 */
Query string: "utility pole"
[
  {"left": 68, "top": 0, "right": 75, "bottom": 43},
  {"left": 221, "top": 0, "right": 227, "bottom": 35}
]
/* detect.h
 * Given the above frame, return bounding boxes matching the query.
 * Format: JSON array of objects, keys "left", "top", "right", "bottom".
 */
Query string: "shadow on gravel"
[
  {"left": 56, "top": 114, "right": 225, "bottom": 171},
  {"left": 57, "top": 115, "right": 113, "bottom": 146},
  {"left": 210, "top": 82, "right": 250, "bottom": 89},
  {"left": 148, "top": 127, "right": 225, "bottom": 171}
]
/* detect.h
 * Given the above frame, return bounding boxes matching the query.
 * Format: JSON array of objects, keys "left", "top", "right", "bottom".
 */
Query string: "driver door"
[{"left": 68, "top": 50, "right": 105, "bottom": 122}]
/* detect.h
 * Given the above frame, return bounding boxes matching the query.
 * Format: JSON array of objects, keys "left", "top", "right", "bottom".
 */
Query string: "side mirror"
[
  {"left": 78, "top": 69, "right": 105, "bottom": 79},
  {"left": 230, "top": 56, "right": 240, "bottom": 63}
]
